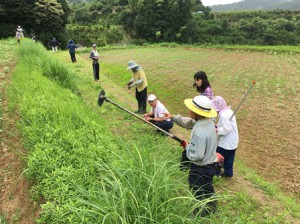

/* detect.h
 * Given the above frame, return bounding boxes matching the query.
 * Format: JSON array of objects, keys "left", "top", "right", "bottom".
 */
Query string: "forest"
[{"left": 0, "top": 0, "right": 300, "bottom": 47}]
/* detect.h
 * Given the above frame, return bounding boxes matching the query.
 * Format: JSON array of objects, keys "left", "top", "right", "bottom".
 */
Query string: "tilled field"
[{"left": 101, "top": 47, "right": 300, "bottom": 198}]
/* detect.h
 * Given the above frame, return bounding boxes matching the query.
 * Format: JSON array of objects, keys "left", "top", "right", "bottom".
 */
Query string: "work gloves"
[
  {"left": 180, "top": 140, "right": 188, "bottom": 149},
  {"left": 127, "top": 81, "right": 134, "bottom": 89}
]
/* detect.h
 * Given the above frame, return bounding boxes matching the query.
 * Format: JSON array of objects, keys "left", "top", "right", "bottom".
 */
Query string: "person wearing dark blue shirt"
[{"left": 66, "top": 39, "right": 78, "bottom": 63}]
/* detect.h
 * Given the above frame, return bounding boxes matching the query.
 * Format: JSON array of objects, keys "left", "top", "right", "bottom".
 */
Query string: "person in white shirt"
[
  {"left": 212, "top": 96, "right": 239, "bottom": 178},
  {"left": 90, "top": 44, "right": 100, "bottom": 81},
  {"left": 143, "top": 94, "right": 173, "bottom": 133}
]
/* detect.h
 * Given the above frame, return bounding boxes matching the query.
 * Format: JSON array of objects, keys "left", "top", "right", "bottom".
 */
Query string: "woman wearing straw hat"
[
  {"left": 127, "top": 61, "right": 148, "bottom": 114},
  {"left": 163, "top": 95, "right": 218, "bottom": 216}
]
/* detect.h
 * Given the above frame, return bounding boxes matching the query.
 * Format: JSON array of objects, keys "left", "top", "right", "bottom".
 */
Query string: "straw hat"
[{"left": 184, "top": 95, "right": 217, "bottom": 118}]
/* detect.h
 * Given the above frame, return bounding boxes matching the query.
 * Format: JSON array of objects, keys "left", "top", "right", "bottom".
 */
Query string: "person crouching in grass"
[
  {"left": 143, "top": 94, "right": 173, "bottom": 133},
  {"left": 163, "top": 95, "right": 218, "bottom": 216}
]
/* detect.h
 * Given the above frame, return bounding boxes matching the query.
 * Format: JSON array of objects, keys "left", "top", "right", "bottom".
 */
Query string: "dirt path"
[{"left": 0, "top": 44, "right": 40, "bottom": 223}]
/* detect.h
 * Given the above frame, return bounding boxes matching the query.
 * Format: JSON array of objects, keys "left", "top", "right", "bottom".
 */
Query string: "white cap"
[{"left": 148, "top": 94, "right": 157, "bottom": 101}]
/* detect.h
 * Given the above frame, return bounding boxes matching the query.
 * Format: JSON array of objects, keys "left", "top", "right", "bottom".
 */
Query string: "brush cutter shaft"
[
  {"left": 230, "top": 81, "right": 255, "bottom": 120},
  {"left": 103, "top": 97, "right": 183, "bottom": 143}
]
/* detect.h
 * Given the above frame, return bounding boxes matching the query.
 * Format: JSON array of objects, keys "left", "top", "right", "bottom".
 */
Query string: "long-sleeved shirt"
[
  {"left": 217, "top": 109, "right": 239, "bottom": 150},
  {"left": 172, "top": 115, "right": 217, "bottom": 166},
  {"left": 201, "top": 86, "right": 214, "bottom": 100},
  {"left": 131, "top": 67, "right": 147, "bottom": 92}
]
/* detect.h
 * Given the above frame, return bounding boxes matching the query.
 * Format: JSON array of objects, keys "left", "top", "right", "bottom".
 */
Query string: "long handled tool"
[
  {"left": 97, "top": 90, "right": 184, "bottom": 144},
  {"left": 230, "top": 81, "right": 256, "bottom": 120}
]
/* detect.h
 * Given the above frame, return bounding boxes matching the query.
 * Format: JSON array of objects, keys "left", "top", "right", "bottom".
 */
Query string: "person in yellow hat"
[{"left": 163, "top": 95, "right": 218, "bottom": 216}]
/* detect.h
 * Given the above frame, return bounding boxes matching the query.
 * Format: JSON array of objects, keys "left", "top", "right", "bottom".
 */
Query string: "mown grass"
[{"left": 3, "top": 38, "right": 299, "bottom": 223}]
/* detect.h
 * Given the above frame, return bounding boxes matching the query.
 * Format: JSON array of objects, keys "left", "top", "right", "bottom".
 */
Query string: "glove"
[
  {"left": 216, "top": 152, "right": 224, "bottom": 164},
  {"left": 127, "top": 81, "right": 133, "bottom": 86},
  {"left": 180, "top": 140, "right": 188, "bottom": 149}
]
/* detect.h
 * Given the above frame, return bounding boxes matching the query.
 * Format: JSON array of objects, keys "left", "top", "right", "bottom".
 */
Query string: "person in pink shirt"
[{"left": 193, "top": 71, "right": 214, "bottom": 100}]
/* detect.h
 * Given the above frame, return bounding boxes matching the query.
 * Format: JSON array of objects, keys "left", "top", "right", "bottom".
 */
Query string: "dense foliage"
[
  {"left": 67, "top": 24, "right": 124, "bottom": 46},
  {"left": 0, "top": 0, "right": 69, "bottom": 45},
  {"left": 178, "top": 10, "right": 300, "bottom": 45}
]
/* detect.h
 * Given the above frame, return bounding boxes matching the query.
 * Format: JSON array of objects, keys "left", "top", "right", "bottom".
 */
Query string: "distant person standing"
[
  {"left": 49, "top": 37, "right": 60, "bottom": 52},
  {"left": 193, "top": 71, "right": 214, "bottom": 100},
  {"left": 89, "top": 44, "right": 100, "bottom": 82},
  {"left": 32, "top": 34, "right": 37, "bottom": 42},
  {"left": 66, "top": 39, "right": 78, "bottom": 63},
  {"left": 127, "top": 61, "right": 148, "bottom": 114},
  {"left": 16, "top": 26, "right": 24, "bottom": 38},
  {"left": 15, "top": 30, "right": 21, "bottom": 44}
]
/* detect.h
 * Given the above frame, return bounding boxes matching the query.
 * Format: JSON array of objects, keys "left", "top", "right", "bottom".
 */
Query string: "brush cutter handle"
[
  {"left": 102, "top": 97, "right": 184, "bottom": 143},
  {"left": 230, "top": 81, "right": 256, "bottom": 120},
  {"left": 102, "top": 96, "right": 183, "bottom": 143}
]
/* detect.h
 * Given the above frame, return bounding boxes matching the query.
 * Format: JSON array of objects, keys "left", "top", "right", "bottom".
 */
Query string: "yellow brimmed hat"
[{"left": 184, "top": 95, "right": 217, "bottom": 118}]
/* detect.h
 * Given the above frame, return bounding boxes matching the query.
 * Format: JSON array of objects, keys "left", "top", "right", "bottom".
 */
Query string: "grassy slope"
[{"left": 2, "top": 38, "right": 299, "bottom": 223}]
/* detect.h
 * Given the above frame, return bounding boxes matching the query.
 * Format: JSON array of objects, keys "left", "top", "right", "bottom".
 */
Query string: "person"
[
  {"left": 143, "top": 94, "right": 173, "bottom": 133},
  {"left": 15, "top": 30, "right": 21, "bottom": 44},
  {"left": 89, "top": 44, "right": 100, "bottom": 82},
  {"left": 127, "top": 61, "right": 148, "bottom": 114},
  {"left": 211, "top": 96, "right": 239, "bottom": 178},
  {"left": 66, "top": 39, "right": 78, "bottom": 63},
  {"left": 32, "top": 34, "right": 37, "bottom": 42},
  {"left": 49, "top": 37, "right": 60, "bottom": 52},
  {"left": 193, "top": 71, "right": 214, "bottom": 99},
  {"left": 163, "top": 95, "right": 218, "bottom": 216},
  {"left": 16, "top": 26, "right": 24, "bottom": 38}
]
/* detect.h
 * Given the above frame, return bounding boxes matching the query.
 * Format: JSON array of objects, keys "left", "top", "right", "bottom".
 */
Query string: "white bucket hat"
[
  {"left": 184, "top": 95, "right": 217, "bottom": 118},
  {"left": 148, "top": 94, "right": 157, "bottom": 101},
  {"left": 127, "top": 61, "right": 139, "bottom": 69}
]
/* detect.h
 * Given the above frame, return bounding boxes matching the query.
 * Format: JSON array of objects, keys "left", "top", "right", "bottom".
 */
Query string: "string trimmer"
[{"left": 97, "top": 90, "right": 184, "bottom": 144}]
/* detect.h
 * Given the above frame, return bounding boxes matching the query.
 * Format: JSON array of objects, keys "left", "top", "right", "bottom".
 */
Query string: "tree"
[
  {"left": 0, "top": 0, "right": 35, "bottom": 37},
  {"left": 121, "top": 0, "right": 194, "bottom": 42}
]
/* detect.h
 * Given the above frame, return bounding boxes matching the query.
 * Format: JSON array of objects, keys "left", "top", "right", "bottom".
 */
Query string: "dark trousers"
[
  {"left": 153, "top": 120, "right": 173, "bottom": 132},
  {"left": 92, "top": 61, "right": 100, "bottom": 81},
  {"left": 135, "top": 87, "right": 147, "bottom": 113},
  {"left": 70, "top": 52, "right": 76, "bottom": 62},
  {"left": 217, "top": 146, "right": 236, "bottom": 177},
  {"left": 189, "top": 163, "right": 217, "bottom": 215}
]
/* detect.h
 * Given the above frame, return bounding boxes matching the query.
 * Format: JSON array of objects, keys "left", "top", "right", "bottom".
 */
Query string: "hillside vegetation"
[
  {"left": 0, "top": 38, "right": 299, "bottom": 223},
  {"left": 2, "top": 0, "right": 300, "bottom": 47},
  {"left": 211, "top": 0, "right": 300, "bottom": 11}
]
